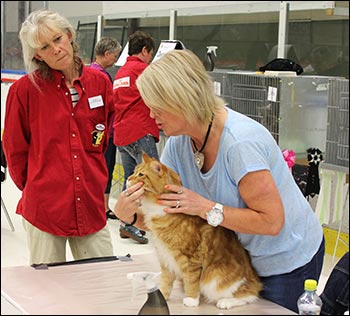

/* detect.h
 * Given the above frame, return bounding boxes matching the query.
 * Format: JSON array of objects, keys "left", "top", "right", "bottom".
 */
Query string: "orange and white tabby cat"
[{"left": 128, "top": 152, "right": 262, "bottom": 309}]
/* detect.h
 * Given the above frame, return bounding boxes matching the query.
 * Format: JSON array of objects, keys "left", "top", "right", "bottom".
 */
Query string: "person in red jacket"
[
  {"left": 113, "top": 31, "right": 159, "bottom": 244},
  {"left": 2, "top": 10, "right": 119, "bottom": 265}
]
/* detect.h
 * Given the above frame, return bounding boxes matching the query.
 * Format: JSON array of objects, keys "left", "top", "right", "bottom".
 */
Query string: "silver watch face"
[{"left": 206, "top": 207, "right": 223, "bottom": 227}]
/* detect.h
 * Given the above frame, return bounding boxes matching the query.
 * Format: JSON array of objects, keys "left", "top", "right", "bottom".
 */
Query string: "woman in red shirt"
[{"left": 2, "top": 10, "right": 140, "bottom": 265}]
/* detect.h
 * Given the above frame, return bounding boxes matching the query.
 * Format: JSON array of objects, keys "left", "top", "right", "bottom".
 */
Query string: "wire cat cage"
[
  {"left": 210, "top": 70, "right": 331, "bottom": 158},
  {"left": 323, "top": 77, "right": 349, "bottom": 171}
]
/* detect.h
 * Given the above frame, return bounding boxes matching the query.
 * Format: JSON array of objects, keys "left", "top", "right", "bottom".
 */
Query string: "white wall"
[
  {"left": 46, "top": 1, "right": 339, "bottom": 19},
  {"left": 48, "top": 1, "right": 103, "bottom": 18},
  {"left": 102, "top": 1, "right": 259, "bottom": 16},
  {"left": 48, "top": 1, "right": 268, "bottom": 18}
]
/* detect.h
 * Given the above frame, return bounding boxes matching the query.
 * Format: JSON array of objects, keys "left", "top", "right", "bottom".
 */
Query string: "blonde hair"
[
  {"left": 136, "top": 49, "right": 225, "bottom": 124},
  {"left": 19, "top": 9, "right": 80, "bottom": 83}
]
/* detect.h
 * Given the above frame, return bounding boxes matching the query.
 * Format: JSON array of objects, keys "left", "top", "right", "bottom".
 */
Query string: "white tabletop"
[{"left": 1, "top": 253, "right": 297, "bottom": 315}]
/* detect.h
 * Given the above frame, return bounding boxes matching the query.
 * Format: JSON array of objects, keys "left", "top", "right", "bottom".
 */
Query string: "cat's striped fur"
[{"left": 128, "top": 153, "right": 262, "bottom": 309}]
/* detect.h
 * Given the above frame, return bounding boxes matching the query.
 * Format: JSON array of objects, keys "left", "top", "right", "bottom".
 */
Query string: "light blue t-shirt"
[{"left": 160, "top": 108, "right": 323, "bottom": 277}]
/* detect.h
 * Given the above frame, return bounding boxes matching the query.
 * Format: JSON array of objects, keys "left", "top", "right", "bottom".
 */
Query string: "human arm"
[
  {"left": 2, "top": 82, "right": 30, "bottom": 191},
  {"left": 113, "top": 181, "right": 148, "bottom": 230},
  {"left": 158, "top": 170, "right": 284, "bottom": 236}
]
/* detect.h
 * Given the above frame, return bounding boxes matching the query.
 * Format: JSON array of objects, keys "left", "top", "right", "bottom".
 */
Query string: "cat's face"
[{"left": 127, "top": 152, "right": 181, "bottom": 195}]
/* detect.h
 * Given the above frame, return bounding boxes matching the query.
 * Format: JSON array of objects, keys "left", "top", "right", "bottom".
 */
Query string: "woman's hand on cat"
[
  {"left": 159, "top": 184, "right": 214, "bottom": 219},
  {"left": 114, "top": 182, "right": 144, "bottom": 222}
]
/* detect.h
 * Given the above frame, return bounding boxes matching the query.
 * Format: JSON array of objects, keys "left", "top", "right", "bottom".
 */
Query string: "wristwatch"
[{"left": 206, "top": 203, "right": 224, "bottom": 227}]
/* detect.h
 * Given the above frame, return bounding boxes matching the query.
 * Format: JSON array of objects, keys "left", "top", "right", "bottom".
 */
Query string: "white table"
[{"left": 1, "top": 253, "right": 297, "bottom": 315}]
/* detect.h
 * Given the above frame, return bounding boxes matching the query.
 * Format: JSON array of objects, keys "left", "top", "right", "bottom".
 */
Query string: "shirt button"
[
  {"left": 72, "top": 133, "right": 76, "bottom": 137},
  {"left": 77, "top": 197, "right": 80, "bottom": 201},
  {"left": 76, "top": 176, "right": 80, "bottom": 181},
  {"left": 72, "top": 113, "right": 74, "bottom": 116},
  {"left": 73, "top": 155, "right": 77, "bottom": 159},
  {"left": 65, "top": 92, "right": 69, "bottom": 95}
]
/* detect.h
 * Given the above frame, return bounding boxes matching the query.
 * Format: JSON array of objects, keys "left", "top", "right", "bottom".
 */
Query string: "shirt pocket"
[{"left": 81, "top": 116, "right": 108, "bottom": 153}]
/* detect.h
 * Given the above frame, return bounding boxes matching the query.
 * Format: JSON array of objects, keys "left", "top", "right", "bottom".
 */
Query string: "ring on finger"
[
  {"left": 177, "top": 189, "right": 184, "bottom": 194},
  {"left": 175, "top": 200, "right": 180, "bottom": 208},
  {"left": 124, "top": 189, "right": 130, "bottom": 197},
  {"left": 135, "top": 198, "right": 140, "bottom": 204}
]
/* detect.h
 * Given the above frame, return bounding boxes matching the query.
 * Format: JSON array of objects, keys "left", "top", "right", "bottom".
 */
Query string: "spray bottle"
[
  {"left": 203, "top": 46, "right": 218, "bottom": 71},
  {"left": 127, "top": 271, "right": 170, "bottom": 315}
]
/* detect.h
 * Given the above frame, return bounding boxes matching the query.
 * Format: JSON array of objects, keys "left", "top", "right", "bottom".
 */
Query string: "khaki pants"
[{"left": 23, "top": 218, "right": 114, "bottom": 265}]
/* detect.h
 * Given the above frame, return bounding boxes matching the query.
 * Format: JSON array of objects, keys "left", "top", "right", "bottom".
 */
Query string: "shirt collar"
[{"left": 51, "top": 61, "right": 85, "bottom": 90}]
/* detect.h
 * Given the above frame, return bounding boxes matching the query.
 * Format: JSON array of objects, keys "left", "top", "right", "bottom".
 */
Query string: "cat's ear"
[
  {"left": 142, "top": 151, "right": 152, "bottom": 162},
  {"left": 150, "top": 161, "right": 162, "bottom": 174}
]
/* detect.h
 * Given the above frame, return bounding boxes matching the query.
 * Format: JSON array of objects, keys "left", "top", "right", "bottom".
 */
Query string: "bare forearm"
[{"left": 199, "top": 204, "right": 284, "bottom": 236}]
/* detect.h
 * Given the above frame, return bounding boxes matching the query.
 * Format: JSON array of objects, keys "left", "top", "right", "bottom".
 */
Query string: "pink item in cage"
[{"left": 282, "top": 149, "right": 296, "bottom": 172}]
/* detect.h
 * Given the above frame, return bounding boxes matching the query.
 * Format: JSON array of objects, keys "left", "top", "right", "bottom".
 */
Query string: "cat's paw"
[
  {"left": 183, "top": 296, "right": 199, "bottom": 307},
  {"left": 216, "top": 298, "right": 245, "bottom": 309}
]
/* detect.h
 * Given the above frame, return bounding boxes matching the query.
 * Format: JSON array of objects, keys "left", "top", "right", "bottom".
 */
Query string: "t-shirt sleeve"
[{"left": 228, "top": 140, "right": 271, "bottom": 184}]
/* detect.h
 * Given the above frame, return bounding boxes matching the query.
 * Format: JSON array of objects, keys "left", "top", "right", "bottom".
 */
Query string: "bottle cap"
[{"left": 304, "top": 279, "right": 317, "bottom": 291}]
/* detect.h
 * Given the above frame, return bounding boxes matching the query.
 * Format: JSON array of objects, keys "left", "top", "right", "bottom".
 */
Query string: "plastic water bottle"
[
  {"left": 297, "top": 279, "right": 322, "bottom": 315},
  {"left": 203, "top": 46, "right": 218, "bottom": 71},
  {"left": 127, "top": 271, "right": 170, "bottom": 315}
]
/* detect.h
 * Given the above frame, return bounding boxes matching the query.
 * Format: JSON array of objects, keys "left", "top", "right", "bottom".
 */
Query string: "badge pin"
[{"left": 95, "top": 124, "right": 105, "bottom": 131}]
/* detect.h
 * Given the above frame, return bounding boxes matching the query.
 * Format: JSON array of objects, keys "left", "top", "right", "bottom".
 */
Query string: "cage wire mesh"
[
  {"left": 325, "top": 78, "right": 349, "bottom": 169},
  {"left": 210, "top": 71, "right": 280, "bottom": 143}
]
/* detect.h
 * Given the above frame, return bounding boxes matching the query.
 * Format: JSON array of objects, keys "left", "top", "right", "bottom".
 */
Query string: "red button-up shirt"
[
  {"left": 113, "top": 56, "right": 159, "bottom": 146},
  {"left": 2, "top": 64, "right": 115, "bottom": 236}
]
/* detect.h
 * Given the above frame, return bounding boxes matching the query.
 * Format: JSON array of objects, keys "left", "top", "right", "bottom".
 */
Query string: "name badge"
[
  {"left": 88, "top": 95, "right": 104, "bottom": 109},
  {"left": 113, "top": 77, "right": 130, "bottom": 90}
]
